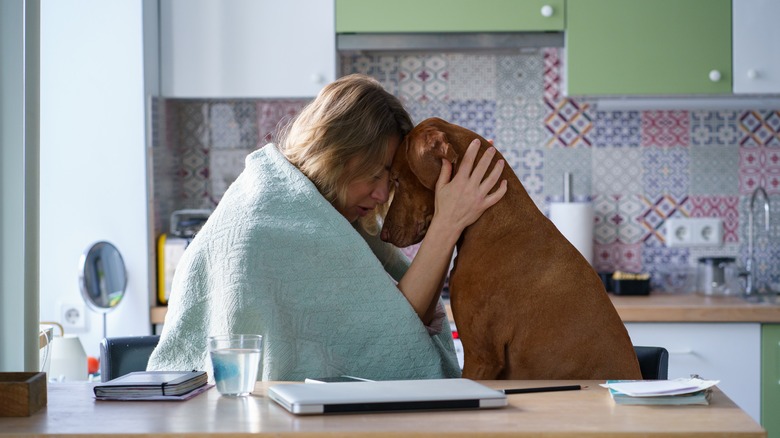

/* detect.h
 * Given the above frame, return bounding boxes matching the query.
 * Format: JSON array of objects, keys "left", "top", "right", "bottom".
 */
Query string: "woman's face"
[{"left": 336, "top": 135, "right": 400, "bottom": 223}]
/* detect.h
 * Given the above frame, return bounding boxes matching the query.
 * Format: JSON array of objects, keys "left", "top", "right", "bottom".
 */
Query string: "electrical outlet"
[
  {"left": 60, "top": 301, "right": 87, "bottom": 332},
  {"left": 664, "top": 218, "right": 723, "bottom": 247}
]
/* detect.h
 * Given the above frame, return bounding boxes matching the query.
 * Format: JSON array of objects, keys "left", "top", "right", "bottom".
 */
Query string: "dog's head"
[{"left": 380, "top": 118, "right": 473, "bottom": 248}]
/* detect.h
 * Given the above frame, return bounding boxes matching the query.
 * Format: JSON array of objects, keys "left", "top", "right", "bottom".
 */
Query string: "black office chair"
[
  {"left": 99, "top": 335, "right": 161, "bottom": 382},
  {"left": 633, "top": 346, "right": 669, "bottom": 380}
]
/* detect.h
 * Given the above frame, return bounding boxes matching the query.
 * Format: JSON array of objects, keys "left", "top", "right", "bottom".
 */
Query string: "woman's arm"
[{"left": 397, "top": 139, "right": 507, "bottom": 324}]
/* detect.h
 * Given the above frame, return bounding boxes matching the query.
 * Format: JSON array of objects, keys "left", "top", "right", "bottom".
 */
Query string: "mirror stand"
[{"left": 78, "top": 241, "right": 127, "bottom": 339}]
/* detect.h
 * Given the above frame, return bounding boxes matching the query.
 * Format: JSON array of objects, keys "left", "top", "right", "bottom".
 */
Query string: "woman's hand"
[{"left": 432, "top": 139, "right": 507, "bottom": 238}]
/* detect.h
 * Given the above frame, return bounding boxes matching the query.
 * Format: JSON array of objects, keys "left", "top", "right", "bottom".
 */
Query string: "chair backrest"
[
  {"left": 633, "top": 346, "right": 669, "bottom": 380},
  {"left": 99, "top": 335, "right": 161, "bottom": 382}
]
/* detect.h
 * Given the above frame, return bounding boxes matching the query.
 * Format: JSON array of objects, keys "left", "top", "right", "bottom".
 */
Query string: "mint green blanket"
[{"left": 147, "top": 144, "right": 460, "bottom": 381}]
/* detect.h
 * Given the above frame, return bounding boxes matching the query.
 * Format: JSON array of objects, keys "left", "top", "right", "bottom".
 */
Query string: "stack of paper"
[{"left": 601, "top": 378, "right": 719, "bottom": 405}]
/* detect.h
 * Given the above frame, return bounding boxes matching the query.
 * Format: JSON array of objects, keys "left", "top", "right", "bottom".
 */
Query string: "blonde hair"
[{"left": 277, "top": 74, "right": 413, "bottom": 233}]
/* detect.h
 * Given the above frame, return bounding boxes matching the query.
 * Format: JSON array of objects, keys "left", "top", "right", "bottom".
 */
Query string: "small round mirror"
[{"left": 79, "top": 241, "right": 127, "bottom": 313}]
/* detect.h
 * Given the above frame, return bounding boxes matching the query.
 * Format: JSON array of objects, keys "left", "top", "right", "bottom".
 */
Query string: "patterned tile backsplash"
[{"left": 153, "top": 48, "right": 780, "bottom": 291}]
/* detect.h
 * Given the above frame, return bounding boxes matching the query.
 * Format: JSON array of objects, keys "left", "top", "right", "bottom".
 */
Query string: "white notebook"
[{"left": 268, "top": 378, "right": 507, "bottom": 415}]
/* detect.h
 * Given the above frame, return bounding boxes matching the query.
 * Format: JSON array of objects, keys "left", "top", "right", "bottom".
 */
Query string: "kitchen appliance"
[
  {"left": 697, "top": 257, "right": 740, "bottom": 296},
  {"left": 157, "top": 209, "right": 211, "bottom": 304}
]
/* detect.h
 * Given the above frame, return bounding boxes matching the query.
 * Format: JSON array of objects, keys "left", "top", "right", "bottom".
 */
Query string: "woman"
[{"left": 147, "top": 74, "right": 506, "bottom": 381}]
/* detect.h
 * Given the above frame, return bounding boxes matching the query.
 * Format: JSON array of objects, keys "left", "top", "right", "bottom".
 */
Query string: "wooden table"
[{"left": 0, "top": 380, "right": 765, "bottom": 437}]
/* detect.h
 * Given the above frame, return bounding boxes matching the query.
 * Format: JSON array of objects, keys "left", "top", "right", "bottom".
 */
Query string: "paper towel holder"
[{"left": 563, "top": 172, "right": 573, "bottom": 202}]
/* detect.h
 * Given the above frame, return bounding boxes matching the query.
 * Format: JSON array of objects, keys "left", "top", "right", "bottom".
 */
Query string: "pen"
[{"left": 501, "top": 384, "right": 582, "bottom": 395}]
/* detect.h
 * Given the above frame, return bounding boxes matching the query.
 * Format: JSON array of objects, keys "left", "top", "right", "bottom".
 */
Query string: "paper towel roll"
[{"left": 549, "top": 202, "right": 594, "bottom": 265}]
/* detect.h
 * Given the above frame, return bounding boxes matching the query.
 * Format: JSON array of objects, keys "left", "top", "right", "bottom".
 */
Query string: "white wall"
[{"left": 40, "top": 0, "right": 151, "bottom": 359}]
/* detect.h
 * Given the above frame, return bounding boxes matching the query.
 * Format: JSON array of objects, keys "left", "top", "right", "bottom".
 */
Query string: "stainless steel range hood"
[{"left": 336, "top": 32, "right": 564, "bottom": 52}]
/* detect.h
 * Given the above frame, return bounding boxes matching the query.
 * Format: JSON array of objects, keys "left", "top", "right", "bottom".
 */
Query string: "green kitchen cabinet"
[
  {"left": 336, "top": 0, "right": 564, "bottom": 33},
  {"left": 565, "top": 0, "right": 732, "bottom": 96},
  {"left": 763, "top": 324, "right": 780, "bottom": 438}
]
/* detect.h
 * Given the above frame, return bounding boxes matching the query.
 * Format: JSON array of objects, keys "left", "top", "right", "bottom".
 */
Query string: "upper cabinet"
[
  {"left": 336, "top": 0, "right": 565, "bottom": 33},
  {"left": 733, "top": 0, "right": 780, "bottom": 94},
  {"left": 565, "top": 0, "right": 732, "bottom": 96},
  {"left": 159, "top": 0, "right": 335, "bottom": 98}
]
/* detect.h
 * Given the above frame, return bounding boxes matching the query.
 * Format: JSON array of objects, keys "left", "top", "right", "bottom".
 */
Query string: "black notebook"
[{"left": 94, "top": 370, "right": 208, "bottom": 398}]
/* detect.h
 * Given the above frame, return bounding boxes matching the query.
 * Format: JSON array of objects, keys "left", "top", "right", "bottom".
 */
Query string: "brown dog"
[{"left": 381, "top": 118, "right": 642, "bottom": 380}]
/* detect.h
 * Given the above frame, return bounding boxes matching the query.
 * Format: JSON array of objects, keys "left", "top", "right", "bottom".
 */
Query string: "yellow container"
[{"left": 157, "top": 234, "right": 190, "bottom": 304}]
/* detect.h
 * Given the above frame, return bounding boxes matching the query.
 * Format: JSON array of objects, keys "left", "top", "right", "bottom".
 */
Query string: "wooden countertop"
[
  {"left": 608, "top": 293, "right": 780, "bottom": 323},
  {"left": 152, "top": 293, "right": 780, "bottom": 326},
  {"left": 0, "top": 380, "right": 765, "bottom": 437}
]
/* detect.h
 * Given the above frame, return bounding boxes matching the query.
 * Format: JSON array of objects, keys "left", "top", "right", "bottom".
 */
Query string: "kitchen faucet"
[{"left": 745, "top": 186, "right": 770, "bottom": 296}]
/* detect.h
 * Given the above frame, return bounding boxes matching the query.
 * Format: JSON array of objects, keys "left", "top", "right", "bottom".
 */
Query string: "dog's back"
[{"left": 383, "top": 118, "right": 642, "bottom": 380}]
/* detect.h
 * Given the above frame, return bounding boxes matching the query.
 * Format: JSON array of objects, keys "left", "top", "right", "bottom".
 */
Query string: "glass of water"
[{"left": 208, "top": 334, "right": 263, "bottom": 396}]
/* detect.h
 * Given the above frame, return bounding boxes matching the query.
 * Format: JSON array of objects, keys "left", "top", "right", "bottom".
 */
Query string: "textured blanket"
[{"left": 147, "top": 144, "right": 460, "bottom": 381}]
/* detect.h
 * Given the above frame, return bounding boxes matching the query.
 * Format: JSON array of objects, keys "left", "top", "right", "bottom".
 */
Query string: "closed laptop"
[{"left": 268, "top": 378, "right": 507, "bottom": 415}]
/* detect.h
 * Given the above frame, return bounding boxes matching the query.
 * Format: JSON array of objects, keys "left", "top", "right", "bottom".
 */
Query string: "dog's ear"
[{"left": 407, "top": 129, "right": 459, "bottom": 190}]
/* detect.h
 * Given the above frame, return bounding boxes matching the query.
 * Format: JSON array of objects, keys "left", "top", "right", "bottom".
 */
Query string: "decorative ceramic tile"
[
  {"left": 542, "top": 48, "right": 561, "bottom": 102},
  {"left": 642, "top": 244, "right": 690, "bottom": 287},
  {"left": 544, "top": 98, "right": 593, "bottom": 148},
  {"left": 688, "top": 195, "right": 740, "bottom": 243},
  {"left": 153, "top": 99, "right": 178, "bottom": 234},
  {"left": 502, "top": 148, "right": 544, "bottom": 196},
  {"left": 593, "top": 194, "right": 645, "bottom": 244},
  {"left": 210, "top": 148, "right": 252, "bottom": 203},
  {"left": 176, "top": 102, "right": 212, "bottom": 208},
  {"left": 495, "top": 97, "right": 550, "bottom": 148},
  {"left": 690, "top": 110, "right": 739, "bottom": 145},
  {"left": 641, "top": 110, "right": 690, "bottom": 147},
  {"left": 340, "top": 53, "right": 401, "bottom": 96},
  {"left": 593, "top": 242, "right": 643, "bottom": 274},
  {"left": 405, "top": 99, "right": 451, "bottom": 126},
  {"left": 689, "top": 144, "right": 739, "bottom": 195},
  {"left": 591, "top": 148, "right": 643, "bottom": 195},
  {"left": 209, "top": 101, "right": 258, "bottom": 150},
  {"left": 738, "top": 194, "right": 780, "bottom": 247},
  {"left": 591, "top": 111, "right": 641, "bottom": 147},
  {"left": 739, "top": 146, "right": 780, "bottom": 194},
  {"left": 155, "top": 50, "right": 780, "bottom": 299},
  {"left": 639, "top": 195, "right": 691, "bottom": 245},
  {"left": 737, "top": 192, "right": 780, "bottom": 291},
  {"left": 738, "top": 110, "right": 780, "bottom": 147},
  {"left": 542, "top": 148, "right": 592, "bottom": 198},
  {"left": 519, "top": 172, "right": 544, "bottom": 197},
  {"left": 399, "top": 54, "right": 448, "bottom": 104},
  {"left": 447, "top": 53, "right": 497, "bottom": 100},
  {"left": 497, "top": 53, "right": 544, "bottom": 100},
  {"left": 448, "top": 100, "right": 496, "bottom": 141},
  {"left": 642, "top": 146, "right": 689, "bottom": 198},
  {"left": 256, "top": 99, "right": 309, "bottom": 145}
]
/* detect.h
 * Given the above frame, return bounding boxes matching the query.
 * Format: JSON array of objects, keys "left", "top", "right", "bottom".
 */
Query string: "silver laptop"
[{"left": 268, "top": 378, "right": 507, "bottom": 415}]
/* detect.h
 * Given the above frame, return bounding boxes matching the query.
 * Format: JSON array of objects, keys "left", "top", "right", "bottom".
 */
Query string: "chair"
[
  {"left": 99, "top": 335, "right": 161, "bottom": 382},
  {"left": 633, "top": 346, "right": 669, "bottom": 380}
]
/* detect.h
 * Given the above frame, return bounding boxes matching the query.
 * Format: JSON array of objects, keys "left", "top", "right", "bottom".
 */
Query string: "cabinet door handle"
[
  {"left": 540, "top": 5, "right": 554, "bottom": 17},
  {"left": 708, "top": 70, "right": 722, "bottom": 82},
  {"left": 746, "top": 69, "right": 758, "bottom": 80}
]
